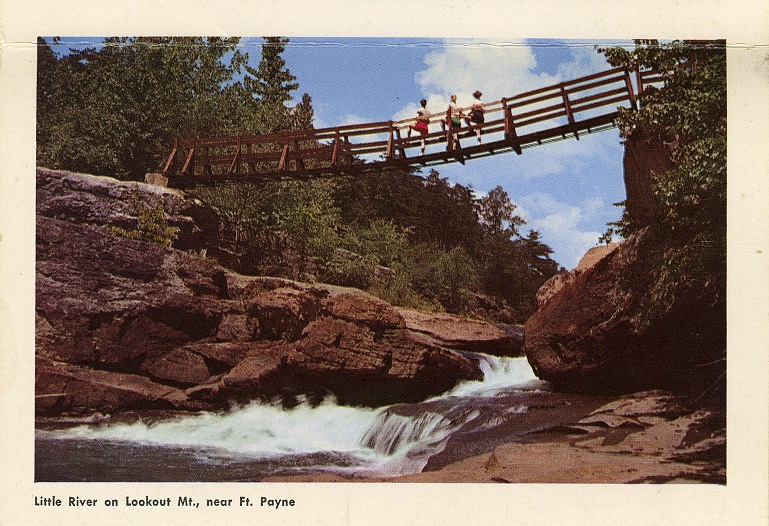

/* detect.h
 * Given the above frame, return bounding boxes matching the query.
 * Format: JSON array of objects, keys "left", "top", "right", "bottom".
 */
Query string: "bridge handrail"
[{"left": 164, "top": 66, "right": 663, "bottom": 182}]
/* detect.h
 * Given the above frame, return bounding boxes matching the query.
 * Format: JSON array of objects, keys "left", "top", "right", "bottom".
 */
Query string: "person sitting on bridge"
[
  {"left": 465, "top": 90, "right": 485, "bottom": 143},
  {"left": 407, "top": 99, "right": 430, "bottom": 154}
]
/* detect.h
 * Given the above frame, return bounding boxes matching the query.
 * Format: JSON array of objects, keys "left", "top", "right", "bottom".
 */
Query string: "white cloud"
[
  {"left": 414, "top": 39, "right": 556, "bottom": 103},
  {"left": 313, "top": 115, "right": 330, "bottom": 130},
  {"left": 517, "top": 191, "right": 606, "bottom": 270},
  {"left": 339, "top": 114, "right": 369, "bottom": 126},
  {"left": 554, "top": 43, "right": 613, "bottom": 81}
]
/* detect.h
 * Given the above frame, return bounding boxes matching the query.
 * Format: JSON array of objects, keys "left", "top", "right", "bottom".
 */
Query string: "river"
[{"left": 35, "top": 355, "right": 608, "bottom": 482}]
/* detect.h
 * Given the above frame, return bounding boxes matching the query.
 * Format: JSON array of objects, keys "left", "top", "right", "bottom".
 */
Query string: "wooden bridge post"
[
  {"left": 386, "top": 122, "right": 395, "bottom": 160},
  {"left": 623, "top": 68, "right": 638, "bottom": 110},
  {"left": 172, "top": 139, "right": 178, "bottom": 178},
  {"left": 204, "top": 145, "right": 215, "bottom": 180},
  {"left": 236, "top": 136, "right": 241, "bottom": 176},
  {"left": 343, "top": 135, "right": 351, "bottom": 166},
  {"left": 246, "top": 142, "right": 256, "bottom": 175},
  {"left": 162, "top": 138, "right": 178, "bottom": 178},
  {"left": 278, "top": 134, "right": 290, "bottom": 172},
  {"left": 332, "top": 129, "right": 340, "bottom": 167},
  {"left": 502, "top": 98, "right": 522, "bottom": 155},
  {"left": 180, "top": 139, "right": 196, "bottom": 180},
  {"left": 228, "top": 136, "right": 242, "bottom": 177},
  {"left": 636, "top": 69, "right": 644, "bottom": 97},
  {"left": 395, "top": 127, "right": 406, "bottom": 159},
  {"left": 191, "top": 140, "right": 196, "bottom": 179},
  {"left": 560, "top": 83, "right": 579, "bottom": 140},
  {"left": 445, "top": 108, "right": 453, "bottom": 151},
  {"left": 293, "top": 139, "right": 306, "bottom": 171}
]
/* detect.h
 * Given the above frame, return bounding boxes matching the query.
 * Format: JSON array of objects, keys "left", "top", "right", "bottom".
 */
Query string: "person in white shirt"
[{"left": 446, "top": 94, "right": 463, "bottom": 150}]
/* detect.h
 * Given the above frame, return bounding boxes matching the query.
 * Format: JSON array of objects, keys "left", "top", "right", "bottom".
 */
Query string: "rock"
[
  {"left": 221, "top": 342, "right": 292, "bottom": 394},
  {"left": 524, "top": 227, "right": 726, "bottom": 393},
  {"left": 215, "top": 314, "right": 258, "bottom": 342},
  {"left": 141, "top": 348, "right": 211, "bottom": 386},
  {"left": 35, "top": 357, "right": 189, "bottom": 415},
  {"left": 35, "top": 169, "right": 501, "bottom": 413},
  {"left": 144, "top": 173, "right": 169, "bottom": 187},
  {"left": 249, "top": 287, "right": 322, "bottom": 340},
  {"left": 325, "top": 290, "right": 405, "bottom": 329},
  {"left": 400, "top": 308, "right": 523, "bottom": 357},
  {"left": 287, "top": 316, "right": 482, "bottom": 405},
  {"left": 623, "top": 131, "right": 675, "bottom": 227},
  {"left": 535, "top": 242, "right": 621, "bottom": 308},
  {"left": 36, "top": 167, "right": 221, "bottom": 252},
  {"left": 181, "top": 341, "right": 253, "bottom": 368},
  {"left": 36, "top": 216, "right": 230, "bottom": 369}
]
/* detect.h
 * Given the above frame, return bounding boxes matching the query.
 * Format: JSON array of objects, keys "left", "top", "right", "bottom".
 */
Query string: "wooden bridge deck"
[{"left": 162, "top": 68, "right": 663, "bottom": 186}]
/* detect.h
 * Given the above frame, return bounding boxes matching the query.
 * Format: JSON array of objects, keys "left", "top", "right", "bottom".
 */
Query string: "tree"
[
  {"left": 599, "top": 40, "right": 726, "bottom": 326},
  {"left": 478, "top": 186, "right": 525, "bottom": 236},
  {"left": 36, "top": 37, "right": 249, "bottom": 179},
  {"left": 599, "top": 40, "right": 726, "bottom": 234},
  {"left": 244, "top": 37, "right": 299, "bottom": 134},
  {"left": 291, "top": 92, "right": 316, "bottom": 132}
]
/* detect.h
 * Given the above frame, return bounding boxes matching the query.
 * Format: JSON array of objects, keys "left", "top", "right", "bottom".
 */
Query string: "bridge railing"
[{"left": 163, "top": 67, "right": 662, "bottom": 183}]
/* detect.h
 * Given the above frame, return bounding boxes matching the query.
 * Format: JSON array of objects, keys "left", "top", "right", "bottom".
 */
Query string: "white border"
[{"left": 1, "top": 1, "right": 767, "bottom": 524}]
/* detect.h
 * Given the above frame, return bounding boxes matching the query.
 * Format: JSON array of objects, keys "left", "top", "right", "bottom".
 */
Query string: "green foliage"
[
  {"left": 243, "top": 37, "right": 299, "bottom": 134},
  {"left": 599, "top": 39, "right": 726, "bottom": 234},
  {"left": 478, "top": 186, "right": 525, "bottom": 236},
  {"left": 107, "top": 192, "right": 179, "bottom": 247},
  {"left": 340, "top": 219, "right": 412, "bottom": 268},
  {"left": 331, "top": 167, "right": 558, "bottom": 319},
  {"left": 268, "top": 179, "right": 341, "bottom": 262},
  {"left": 599, "top": 40, "right": 726, "bottom": 325},
  {"left": 36, "top": 36, "right": 310, "bottom": 179}
]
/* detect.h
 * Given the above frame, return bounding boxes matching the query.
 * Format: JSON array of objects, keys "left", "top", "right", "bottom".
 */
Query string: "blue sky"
[
  {"left": 277, "top": 37, "right": 629, "bottom": 269},
  {"left": 50, "top": 37, "right": 630, "bottom": 269}
]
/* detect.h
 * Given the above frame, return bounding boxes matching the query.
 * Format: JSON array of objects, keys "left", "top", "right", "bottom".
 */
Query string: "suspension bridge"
[{"left": 161, "top": 67, "right": 663, "bottom": 187}]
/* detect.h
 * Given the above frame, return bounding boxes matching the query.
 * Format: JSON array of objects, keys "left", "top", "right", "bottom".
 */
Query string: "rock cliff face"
[
  {"left": 37, "top": 168, "right": 221, "bottom": 252},
  {"left": 524, "top": 225, "right": 725, "bottom": 394},
  {"left": 35, "top": 169, "right": 522, "bottom": 415},
  {"left": 622, "top": 130, "right": 675, "bottom": 227}
]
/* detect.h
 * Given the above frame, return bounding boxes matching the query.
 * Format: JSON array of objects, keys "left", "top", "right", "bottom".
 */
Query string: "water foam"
[{"left": 39, "top": 356, "right": 546, "bottom": 477}]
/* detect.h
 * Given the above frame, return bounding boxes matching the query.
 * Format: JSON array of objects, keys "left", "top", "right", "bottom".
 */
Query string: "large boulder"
[
  {"left": 400, "top": 309, "right": 523, "bottom": 357},
  {"left": 535, "top": 242, "right": 621, "bottom": 308},
  {"left": 524, "top": 226, "right": 725, "bottom": 393}
]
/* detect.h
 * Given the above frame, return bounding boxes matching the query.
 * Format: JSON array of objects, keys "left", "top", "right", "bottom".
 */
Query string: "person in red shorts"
[{"left": 407, "top": 99, "right": 430, "bottom": 154}]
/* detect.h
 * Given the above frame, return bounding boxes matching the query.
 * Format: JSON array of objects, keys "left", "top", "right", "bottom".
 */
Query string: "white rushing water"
[{"left": 39, "top": 355, "right": 547, "bottom": 478}]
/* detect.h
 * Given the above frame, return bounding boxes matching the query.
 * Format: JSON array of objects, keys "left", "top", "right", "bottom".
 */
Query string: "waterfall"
[{"left": 36, "top": 355, "right": 547, "bottom": 479}]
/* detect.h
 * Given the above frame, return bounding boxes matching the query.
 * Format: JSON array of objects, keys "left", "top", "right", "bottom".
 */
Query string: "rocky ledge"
[
  {"left": 35, "top": 168, "right": 521, "bottom": 415},
  {"left": 264, "top": 390, "right": 725, "bottom": 484}
]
